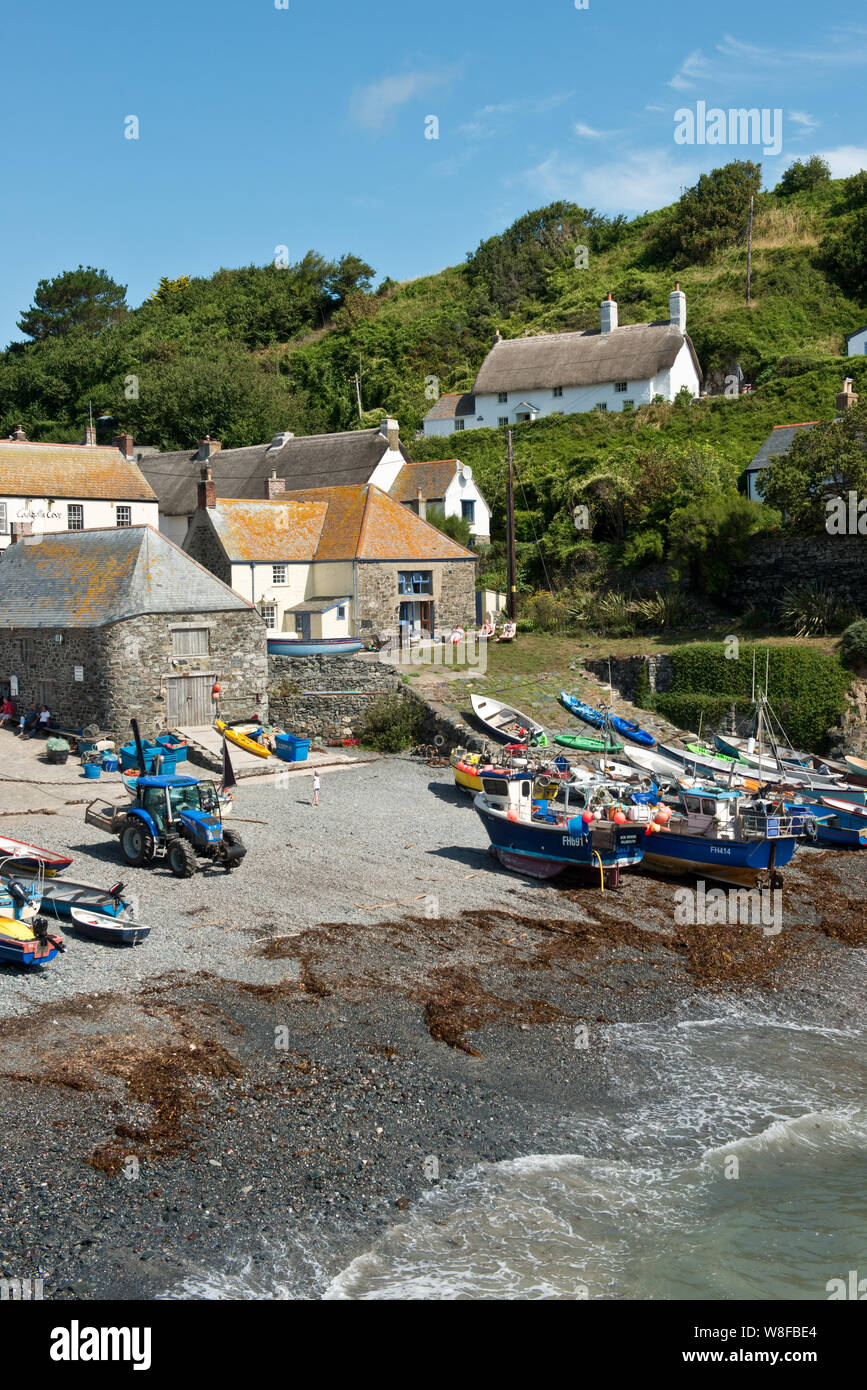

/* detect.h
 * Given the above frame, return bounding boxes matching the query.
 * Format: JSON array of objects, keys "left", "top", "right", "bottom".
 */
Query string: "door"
[{"left": 166, "top": 674, "right": 215, "bottom": 726}]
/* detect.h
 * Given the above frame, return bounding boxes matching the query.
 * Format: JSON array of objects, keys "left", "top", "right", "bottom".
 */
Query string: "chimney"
[
  {"left": 196, "top": 435, "right": 222, "bottom": 462},
  {"left": 267, "top": 469, "right": 285, "bottom": 499},
  {"left": 492, "top": 329, "right": 503, "bottom": 347},
  {"left": 83, "top": 424, "right": 97, "bottom": 446},
  {"left": 380, "top": 417, "right": 400, "bottom": 452},
  {"left": 197, "top": 463, "right": 216, "bottom": 510},
  {"left": 113, "top": 432, "right": 134, "bottom": 459},
  {"left": 416, "top": 486, "right": 427, "bottom": 521},
  {"left": 836, "top": 377, "right": 858, "bottom": 413},
  {"left": 266, "top": 431, "right": 294, "bottom": 451},
  {"left": 600, "top": 292, "right": 618, "bottom": 334},
  {"left": 669, "top": 281, "right": 687, "bottom": 333},
  {"left": 9, "top": 424, "right": 27, "bottom": 442}
]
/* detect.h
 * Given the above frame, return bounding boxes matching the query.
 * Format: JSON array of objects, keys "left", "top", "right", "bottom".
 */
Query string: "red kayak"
[{"left": 0, "top": 834, "right": 72, "bottom": 875}]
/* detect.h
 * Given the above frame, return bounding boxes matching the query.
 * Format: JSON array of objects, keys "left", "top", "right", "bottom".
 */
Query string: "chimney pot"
[
  {"left": 836, "top": 377, "right": 858, "bottom": 413},
  {"left": 83, "top": 424, "right": 97, "bottom": 446},
  {"left": 10, "top": 424, "right": 27, "bottom": 442},
  {"left": 112, "top": 432, "right": 134, "bottom": 459},
  {"left": 416, "top": 486, "right": 427, "bottom": 521}
]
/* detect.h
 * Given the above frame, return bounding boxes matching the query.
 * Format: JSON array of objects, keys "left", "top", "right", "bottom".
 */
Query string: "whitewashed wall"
[{"left": 0, "top": 495, "right": 159, "bottom": 552}]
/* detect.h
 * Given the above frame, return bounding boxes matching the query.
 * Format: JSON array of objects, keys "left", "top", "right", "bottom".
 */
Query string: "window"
[
  {"left": 454, "top": 418, "right": 464, "bottom": 431},
  {"left": 498, "top": 416, "right": 509, "bottom": 428},
  {"left": 427, "top": 498, "right": 445, "bottom": 519},
  {"left": 614, "top": 381, "right": 628, "bottom": 393},
  {"left": 259, "top": 604, "right": 277, "bottom": 630},
  {"left": 461, "top": 499, "right": 475, "bottom": 524},
  {"left": 552, "top": 386, "right": 563, "bottom": 398},
  {"left": 172, "top": 626, "right": 210, "bottom": 657},
  {"left": 336, "top": 605, "right": 346, "bottom": 621},
  {"left": 497, "top": 392, "right": 508, "bottom": 404},
  {"left": 67, "top": 503, "right": 84, "bottom": 531},
  {"left": 272, "top": 564, "right": 287, "bottom": 585},
  {"left": 116, "top": 505, "right": 132, "bottom": 527},
  {"left": 595, "top": 403, "right": 607, "bottom": 412},
  {"left": 622, "top": 399, "right": 635, "bottom": 411},
  {"left": 294, "top": 614, "right": 305, "bottom": 633},
  {"left": 398, "top": 571, "right": 432, "bottom": 596},
  {"left": 0, "top": 502, "right": 8, "bottom": 534}
]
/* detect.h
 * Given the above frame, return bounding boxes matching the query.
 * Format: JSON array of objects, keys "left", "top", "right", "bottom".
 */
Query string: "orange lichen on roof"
[
  {"left": 278, "top": 484, "right": 475, "bottom": 562},
  {"left": 0, "top": 443, "right": 157, "bottom": 501},
  {"left": 210, "top": 498, "right": 328, "bottom": 562},
  {"left": 389, "top": 460, "right": 460, "bottom": 503}
]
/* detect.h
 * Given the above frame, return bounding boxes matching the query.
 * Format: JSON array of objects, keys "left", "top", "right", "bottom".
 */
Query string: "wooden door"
[{"left": 166, "top": 674, "right": 214, "bottom": 726}]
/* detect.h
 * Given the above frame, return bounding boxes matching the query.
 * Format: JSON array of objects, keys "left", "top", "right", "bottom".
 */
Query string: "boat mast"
[{"left": 506, "top": 430, "right": 517, "bottom": 623}]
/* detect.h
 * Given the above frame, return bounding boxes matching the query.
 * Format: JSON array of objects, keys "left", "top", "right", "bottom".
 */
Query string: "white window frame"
[
  {"left": 259, "top": 603, "right": 278, "bottom": 630},
  {"left": 498, "top": 416, "right": 509, "bottom": 428},
  {"left": 272, "top": 564, "right": 287, "bottom": 585},
  {"left": 336, "top": 605, "right": 346, "bottom": 621},
  {"left": 595, "top": 403, "right": 608, "bottom": 412},
  {"left": 614, "top": 381, "right": 628, "bottom": 393},
  {"left": 116, "top": 505, "right": 132, "bottom": 527},
  {"left": 454, "top": 418, "right": 465, "bottom": 431},
  {"left": 67, "top": 503, "right": 84, "bottom": 531},
  {"left": 552, "top": 385, "right": 563, "bottom": 398},
  {"left": 0, "top": 502, "right": 7, "bottom": 535},
  {"left": 497, "top": 392, "right": 508, "bottom": 404}
]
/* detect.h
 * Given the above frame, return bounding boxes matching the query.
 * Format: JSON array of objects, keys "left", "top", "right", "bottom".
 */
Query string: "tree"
[
  {"left": 655, "top": 161, "right": 763, "bottom": 266},
  {"left": 822, "top": 205, "right": 867, "bottom": 300},
  {"left": 466, "top": 202, "right": 598, "bottom": 313},
  {"left": 668, "top": 495, "right": 780, "bottom": 594},
  {"left": 774, "top": 156, "right": 831, "bottom": 196},
  {"left": 760, "top": 404, "right": 867, "bottom": 531},
  {"left": 325, "top": 254, "right": 375, "bottom": 306},
  {"left": 17, "top": 266, "right": 128, "bottom": 340}
]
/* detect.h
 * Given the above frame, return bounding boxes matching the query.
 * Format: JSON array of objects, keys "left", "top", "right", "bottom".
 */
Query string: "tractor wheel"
[
  {"left": 168, "top": 838, "right": 198, "bottom": 878},
  {"left": 120, "top": 820, "right": 156, "bottom": 867},
  {"left": 221, "top": 828, "right": 245, "bottom": 872}
]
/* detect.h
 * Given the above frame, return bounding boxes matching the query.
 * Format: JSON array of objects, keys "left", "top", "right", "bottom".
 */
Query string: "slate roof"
[
  {"left": 472, "top": 323, "right": 703, "bottom": 393},
  {"left": 0, "top": 526, "right": 253, "bottom": 628},
  {"left": 389, "top": 460, "right": 460, "bottom": 502},
  {"left": 201, "top": 486, "right": 475, "bottom": 564},
  {"left": 422, "top": 392, "right": 476, "bottom": 423},
  {"left": 288, "top": 596, "right": 350, "bottom": 613},
  {"left": 0, "top": 442, "right": 157, "bottom": 502},
  {"left": 845, "top": 326, "right": 867, "bottom": 346},
  {"left": 745, "top": 423, "right": 820, "bottom": 476},
  {"left": 138, "top": 428, "right": 412, "bottom": 516}
]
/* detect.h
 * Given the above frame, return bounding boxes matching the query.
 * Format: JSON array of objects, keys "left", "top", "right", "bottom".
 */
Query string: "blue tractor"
[{"left": 116, "top": 773, "right": 246, "bottom": 877}]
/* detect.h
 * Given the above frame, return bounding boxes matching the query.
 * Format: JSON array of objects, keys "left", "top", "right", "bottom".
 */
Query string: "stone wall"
[
  {"left": 182, "top": 514, "right": 232, "bottom": 586},
  {"left": 268, "top": 652, "right": 403, "bottom": 740},
  {"left": 0, "top": 609, "right": 268, "bottom": 741},
  {"left": 355, "top": 559, "right": 476, "bottom": 632},
  {"left": 585, "top": 654, "right": 673, "bottom": 700},
  {"left": 727, "top": 534, "right": 867, "bottom": 611}
]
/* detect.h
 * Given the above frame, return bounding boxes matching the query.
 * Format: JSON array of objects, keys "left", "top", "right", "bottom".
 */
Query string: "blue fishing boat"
[
  {"left": 0, "top": 883, "right": 64, "bottom": 967},
  {"left": 640, "top": 787, "right": 800, "bottom": 887},
  {"left": 267, "top": 637, "right": 363, "bottom": 657},
  {"left": 473, "top": 773, "right": 645, "bottom": 883},
  {"left": 7, "top": 874, "right": 130, "bottom": 922},
  {"left": 785, "top": 797, "right": 867, "bottom": 848}
]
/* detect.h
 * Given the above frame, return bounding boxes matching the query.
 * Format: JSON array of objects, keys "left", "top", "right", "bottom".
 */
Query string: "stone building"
[
  {"left": 0, "top": 527, "right": 267, "bottom": 739},
  {"left": 183, "top": 473, "right": 477, "bottom": 637}
]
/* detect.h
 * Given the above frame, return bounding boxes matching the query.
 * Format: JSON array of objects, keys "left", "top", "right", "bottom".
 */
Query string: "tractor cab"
[{"left": 135, "top": 775, "right": 223, "bottom": 844}]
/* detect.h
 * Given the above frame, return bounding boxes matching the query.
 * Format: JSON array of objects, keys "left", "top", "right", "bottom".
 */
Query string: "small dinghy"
[
  {"left": 0, "top": 834, "right": 72, "bottom": 876},
  {"left": 470, "top": 694, "right": 547, "bottom": 746},
  {"left": 10, "top": 875, "right": 131, "bottom": 921},
  {"left": 67, "top": 907, "right": 150, "bottom": 945},
  {"left": 215, "top": 719, "right": 271, "bottom": 759},
  {"left": 0, "top": 915, "right": 64, "bottom": 967}
]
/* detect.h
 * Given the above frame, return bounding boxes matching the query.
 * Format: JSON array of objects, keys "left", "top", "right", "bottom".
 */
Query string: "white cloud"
[
  {"left": 717, "top": 29, "right": 867, "bottom": 68},
  {"left": 818, "top": 145, "right": 867, "bottom": 177},
  {"left": 789, "top": 110, "right": 818, "bottom": 131},
  {"left": 349, "top": 70, "right": 454, "bottom": 131},
  {"left": 513, "top": 148, "right": 705, "bottom": 213},
  {"left": 574, "top": 122, "right": 603, "bottom": 138},
  {"left": 668, "top": 49, "right": 712, "bottom": 91}
]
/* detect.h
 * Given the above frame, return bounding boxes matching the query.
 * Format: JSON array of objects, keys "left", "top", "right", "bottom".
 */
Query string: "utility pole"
[
  {"left": 506, "top": 429, "right": 517, "bottom": 622},
  {"left": 350, "top": 371, "right": 363, "bottom": 423},
  {"left": 746, "top": 193, "right": 754, "bottom": 304}
]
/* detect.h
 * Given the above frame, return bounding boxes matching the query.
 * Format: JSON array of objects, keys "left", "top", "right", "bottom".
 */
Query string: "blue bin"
[
  {"left": 102, "top": 754, "right": 119, "bottom": 772},
  {"left": 275, "top": 734, "right": 311, "bottom": 763},
  {"left": 83, "top": 762, "right": 101, "bottom": 780}
]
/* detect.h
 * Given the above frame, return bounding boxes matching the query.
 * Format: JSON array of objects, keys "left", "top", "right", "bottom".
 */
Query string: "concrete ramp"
[{"left": 175, "top": 724, "right": 272, "bottom": 777}]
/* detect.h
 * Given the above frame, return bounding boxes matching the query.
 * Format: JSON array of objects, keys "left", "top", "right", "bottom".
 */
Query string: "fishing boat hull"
[
  {"left": 0, "top": 918, "right": 64, "bottom": 967},
  {"left": 0, "top": 834, "right": 72, "bottom": 876},
  {"left": 215, "top": 720, "right": 271, "bottom": 759},
  {"left": 714, "top": 733, "right": 811, "bottom": 768},
  {"left": 470, "top": 694, "right": 547, "bottom": 746},
  {"left": 554, "top": 733, "right": 624, "bottom": 753},
  {"left": 642, "top": 830, "right": 798, "bottom": 887},
  {"left": 67, "top": 907, "right": 150, "bottom": 944},
  {"left": 450, "top": 750, "right": 485, "bottom": 793},
  {"left": 844, "top": 755, "right": 867, "bottom": 784},
  {"left": 267, "top": 638, "right": 362, "bottom": 657},
  {"left": 474, "top": 797, "right": 644, "bottom": 881}
]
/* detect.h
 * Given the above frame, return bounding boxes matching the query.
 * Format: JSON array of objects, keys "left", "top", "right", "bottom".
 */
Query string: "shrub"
[
  {"left": 632, "top": 588, "right": 699, "bottom": 630},
  {"left": 774, "top": 156, "right": 832, "bottom": 196},
  {"left": 593, "top": 590, "right": 637, "bottom": 636},
  {"left": 778, "top": 581, "right": 859, "bottom": 637},
  {"left": 357, "top": 693, "right": 423, "bottom": 752},
  {"left": 622, "top": 528, "right": 664, "bottom": 569},
  {"left": 521, "top": 590, "right": 574, "bottom": 633},
  {"left": 667, "top": 495, "right": 781, "bottom": 595},
  {"left": 838, "top": 619, "right": 867, "bottom": 669}
]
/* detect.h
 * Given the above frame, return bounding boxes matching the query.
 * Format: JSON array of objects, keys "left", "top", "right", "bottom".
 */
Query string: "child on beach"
[{"left": 312, "top": 771, "right": 320, "bottom": 806}]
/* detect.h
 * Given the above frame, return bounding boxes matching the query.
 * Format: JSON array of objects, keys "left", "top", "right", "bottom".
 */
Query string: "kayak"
[
  {"left": 609, "top": 715, "right": 656, "bottom": 748},
  {"left": 558, "top": 692, "right": 605, "bottom": 729},
  {"left": 215, "top": 720, "right": 271, "bottom": 759},
  {"left": 554, "top": 733, "right": 624, "bottom": 753}
]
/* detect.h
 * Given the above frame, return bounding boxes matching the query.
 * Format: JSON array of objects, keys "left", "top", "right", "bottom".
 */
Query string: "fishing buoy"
[
  {"left": 507, "top": 807, "right": 518, "bottom": 822},
  {"left": 582, "top": 811, "right": 593, "bottom": 824},
  {"left": 612, "top": 811, "right": 627, "bottom": 825}
]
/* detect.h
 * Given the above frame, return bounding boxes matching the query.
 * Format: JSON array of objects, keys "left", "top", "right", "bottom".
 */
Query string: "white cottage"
[
  {"left": 387, "top": 458, "right": 491, "bottom": 543},
  {"left": 0, "top": 430, "right": 159, "bottom": 551},
  {"left": 845, "top": 326, "right": 867, "bottom": 357},
  {"left": 423, "top": 286, "right": 702, "bottom": 437}
]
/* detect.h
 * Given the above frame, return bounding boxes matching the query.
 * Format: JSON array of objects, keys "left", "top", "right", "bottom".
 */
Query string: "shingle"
[
  {"left": 0, "top": 526, "right": 252, "bottom": 628},
  {"left": 0, "top": 443, "right": 157, "bottom": 502}
]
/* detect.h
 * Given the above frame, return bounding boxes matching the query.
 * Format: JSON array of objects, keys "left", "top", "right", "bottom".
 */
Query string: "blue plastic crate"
[{"left": 274, "top": 734, "right": 311, "bottom": 763}]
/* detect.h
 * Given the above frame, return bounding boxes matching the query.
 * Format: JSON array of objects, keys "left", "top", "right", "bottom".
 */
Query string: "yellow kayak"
[{"left": 215, "top": 720, "right": 271, "bottom": 759}]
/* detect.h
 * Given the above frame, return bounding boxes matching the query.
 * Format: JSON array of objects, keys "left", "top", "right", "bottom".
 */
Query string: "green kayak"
[
  {"left": 685, "top": 742, "right": 735, "bottom": 762},
  {"left": 554, "top": 733, "right": 624, "bottom": 753}
]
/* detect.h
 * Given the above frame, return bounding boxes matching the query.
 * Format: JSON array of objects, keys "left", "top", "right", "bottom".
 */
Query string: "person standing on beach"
[{"left": 312, "top": 770, "right": 320, "bottom": 806}]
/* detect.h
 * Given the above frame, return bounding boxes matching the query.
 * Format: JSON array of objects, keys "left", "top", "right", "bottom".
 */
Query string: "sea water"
[{"left": 169, "top": 965, "right": 866, "bottom": 1301}]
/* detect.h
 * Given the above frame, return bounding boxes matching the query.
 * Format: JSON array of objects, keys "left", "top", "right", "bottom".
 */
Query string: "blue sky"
[{"left": 1, "top": 0, "right": 865, "bottom": 347}]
